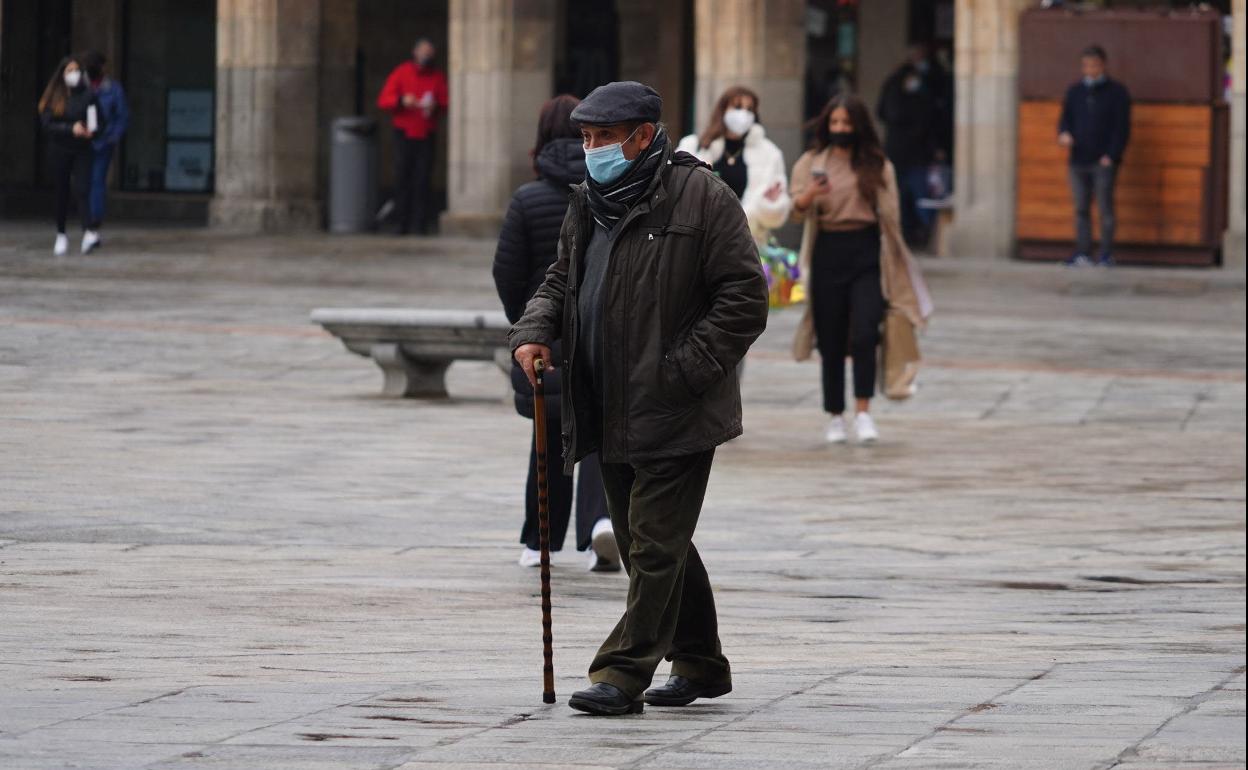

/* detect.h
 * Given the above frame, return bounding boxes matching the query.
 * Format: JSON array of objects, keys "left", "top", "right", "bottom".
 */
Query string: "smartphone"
[{"left": 86, "top": 105, "right": 98, "bottom": 134}]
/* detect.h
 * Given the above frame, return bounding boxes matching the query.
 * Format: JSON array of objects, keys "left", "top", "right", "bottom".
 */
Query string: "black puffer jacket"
[{"left": 493, "top": 137, "right": 586, "bottom": 417}]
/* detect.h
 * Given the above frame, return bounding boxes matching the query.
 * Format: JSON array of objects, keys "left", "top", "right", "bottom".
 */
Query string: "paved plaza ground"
[{"left": 0, "top": 223, "right": 1245, "bottom": 769}]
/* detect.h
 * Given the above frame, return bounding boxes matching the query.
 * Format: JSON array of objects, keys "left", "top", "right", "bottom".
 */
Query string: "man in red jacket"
[{"left": 377, "top": 38, "right": 448, "bottom": 235}]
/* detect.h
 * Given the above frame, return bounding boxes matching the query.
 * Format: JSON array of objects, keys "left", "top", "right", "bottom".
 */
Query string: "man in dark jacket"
[
  {"left": 877, "top": 43, "right": 946, "bottom": 245},
  {"left": 1058, "top": 44, "right": 1131, "bottom": 266},
  {"left": 510, "top": 81, "right": 769, "bottom": 716}
]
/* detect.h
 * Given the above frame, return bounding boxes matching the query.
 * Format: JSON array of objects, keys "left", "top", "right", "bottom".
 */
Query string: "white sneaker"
[
  {"left": 588, "top": 518, "right": 620, "bottom": 572},
  {"left": 824, "top": 415, "right": 849, "bottom": 444},
  {"left": 518, "top": 547, "right": 542, "bottom": 568},
  {"left": 81, "top": 230, "right": 101, "bottom": 254},
  {"left": 855, "top": 412, "right": 879, "bottom": 443},
  {"left": 53, "top": 233, "right": 69, "bottom": 256}
]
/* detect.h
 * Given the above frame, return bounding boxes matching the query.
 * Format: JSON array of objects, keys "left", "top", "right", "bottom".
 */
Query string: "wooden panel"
[{"left": 1016, "top": 100, "right": 1214, "bottom": 251}]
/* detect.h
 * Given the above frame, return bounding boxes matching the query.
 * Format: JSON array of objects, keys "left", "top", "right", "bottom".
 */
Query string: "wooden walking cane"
[{"left": 532, "top": 358, "right": 556, "bottom": 704}]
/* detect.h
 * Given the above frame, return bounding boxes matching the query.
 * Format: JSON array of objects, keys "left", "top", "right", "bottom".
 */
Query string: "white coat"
[{"left": 677, "top": 123, "right": 792, "bottom": 244}]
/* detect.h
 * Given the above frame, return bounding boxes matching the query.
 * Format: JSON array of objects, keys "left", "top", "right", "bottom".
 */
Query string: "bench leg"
[{"left": 370, "top": 343, "right": 449, "bottom": 398}]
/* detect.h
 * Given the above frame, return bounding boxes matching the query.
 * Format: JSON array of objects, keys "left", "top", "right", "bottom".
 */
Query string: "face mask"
[
  {"left": 584, "top": 125, "right": 642, "bottom": 185},
  {"left": 723, "top": 108, "right": 755, "bottom": 137},
  {"left": 1083, "top": 74, "right": 1105, "bottom": 87},
  {"left": 828, "top": 131, "right": 856, "bottom": 148},
  {"left": 63, "top": 70, "right": 82, "bottom": 88}
]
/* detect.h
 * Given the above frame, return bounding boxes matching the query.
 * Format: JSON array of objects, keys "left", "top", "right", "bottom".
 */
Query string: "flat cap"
[{"left": 570, "top": 81, "right": 662, "bottom": 125}]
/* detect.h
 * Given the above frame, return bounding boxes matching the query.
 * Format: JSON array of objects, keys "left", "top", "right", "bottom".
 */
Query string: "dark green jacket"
[{"left": 509, "top": 143, "right": 769, "bottom": 474}]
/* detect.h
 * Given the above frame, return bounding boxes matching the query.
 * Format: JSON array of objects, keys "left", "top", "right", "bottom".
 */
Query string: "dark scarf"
[{"left": 585, "top": 126, "right": 669, "bottom": 232}]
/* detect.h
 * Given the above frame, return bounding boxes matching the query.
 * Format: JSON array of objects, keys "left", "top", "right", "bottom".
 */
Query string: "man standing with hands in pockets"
[
  {"left": 378, "top": 38, "right": 448, "bottom": 235},
  {"left": 510, "top": 81, "right": 770, "bottom": 716}
]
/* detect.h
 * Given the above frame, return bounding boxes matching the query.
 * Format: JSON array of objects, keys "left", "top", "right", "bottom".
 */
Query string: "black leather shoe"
[
  {"left": 643, "top": 675, "right": 731, "bottom": 706},
  {"left": 568, "top": 683, "right": 644, "bottom": 716}
]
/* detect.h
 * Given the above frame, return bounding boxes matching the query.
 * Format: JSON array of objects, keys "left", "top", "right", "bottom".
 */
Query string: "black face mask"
[{"left": 828, "top": 131, "right": 856, "bottom": 148}]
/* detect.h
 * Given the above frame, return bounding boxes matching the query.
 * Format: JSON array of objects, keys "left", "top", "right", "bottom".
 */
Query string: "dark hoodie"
[{"left": 493, "top": 136, "right": 587, "bottom": 415}]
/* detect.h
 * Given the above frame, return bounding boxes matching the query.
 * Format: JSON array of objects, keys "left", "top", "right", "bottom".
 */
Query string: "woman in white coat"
[{"left": 677, "top": 85, "right": 791, "bottom": 243}]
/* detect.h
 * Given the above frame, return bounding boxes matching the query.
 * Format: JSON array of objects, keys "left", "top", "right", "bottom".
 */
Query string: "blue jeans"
[
  {"left": 89, "top": 145, "right": 114, "bottom": 227},
  {"left": 1069, "top": 163, "right": 1117, "bottom": 257},
  {"left": 898, "top": 165, "right": 934, "bottom": 238}
]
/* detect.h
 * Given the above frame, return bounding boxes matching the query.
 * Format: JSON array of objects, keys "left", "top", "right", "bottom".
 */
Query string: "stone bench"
[{"left": 311, "top": 308, "right": 512, "bottom": 398}]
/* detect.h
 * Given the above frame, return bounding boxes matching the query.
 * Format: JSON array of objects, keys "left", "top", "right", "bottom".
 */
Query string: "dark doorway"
[{"left": 555, "top": 0, "right": 619, "bottom": 98}]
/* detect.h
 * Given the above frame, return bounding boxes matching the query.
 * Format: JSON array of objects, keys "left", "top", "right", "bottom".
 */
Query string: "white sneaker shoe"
[
  {"left": 81, "top": 230, "right": 101, "bottom": 254},
  {"left": 825, "top": 415, "right": 849, "bottom": 444},
  {"left": 854, "top": 412, "right": 879, "bottom": 443},
  {"left": 588, "top": 518, "right": 620, "bottom": 572},
  {"left": 53, "top": 233, "right": 69, "bottom": 256},
  {"left": 518, "top": 547, "right": 542, "bottom": 568}
]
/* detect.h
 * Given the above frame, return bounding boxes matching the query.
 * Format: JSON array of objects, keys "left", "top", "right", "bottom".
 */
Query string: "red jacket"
[{"left": 377, "top": 61, "right": 448, "bottom": 139}]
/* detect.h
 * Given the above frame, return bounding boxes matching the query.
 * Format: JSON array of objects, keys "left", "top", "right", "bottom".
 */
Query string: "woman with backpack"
[{"left": 492, "top": 95, "right": 618, "bottom": 572}]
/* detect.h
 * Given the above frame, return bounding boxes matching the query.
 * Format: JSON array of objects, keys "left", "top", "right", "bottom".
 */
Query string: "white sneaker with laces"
[
  {"left": 825, "top": 415, "right": 849, "bottom": 444},
  {"left": 53, "top": 233, "right": 69, "bottom": 256},
  {"left": 588, "top": 518, "right": 620, "bottom": 572},
  {"left": 855, "top": 412, "right": 879, "bottom": 443},
  {"left": 518, "top": 547, "right": 542, "bottom": 568},
  {"left": 81, "top": 230, "right": 101, "bottom": 254}
]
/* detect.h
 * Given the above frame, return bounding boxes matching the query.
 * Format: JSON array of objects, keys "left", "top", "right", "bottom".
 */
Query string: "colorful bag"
[{"left": 759, "top": 239, "right": 802, "bottom": 309}]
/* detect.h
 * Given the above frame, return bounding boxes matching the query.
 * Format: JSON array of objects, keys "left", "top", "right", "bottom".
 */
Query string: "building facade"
[{"left": 1, "top": 0, "right": 1243, "bottom": 265}]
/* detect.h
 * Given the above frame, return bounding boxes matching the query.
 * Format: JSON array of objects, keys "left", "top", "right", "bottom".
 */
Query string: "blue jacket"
[
  {"left": 1058, "top": 77, "right": 1131, "bottom": 166},
  {"left": 91, "top": 78, "right": 130, "bottom": 150}
]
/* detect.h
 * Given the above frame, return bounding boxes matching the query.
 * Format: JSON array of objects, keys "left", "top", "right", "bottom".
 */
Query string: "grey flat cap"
[{"left": 570, "top": 81, "right": 662, "bottom": 125}]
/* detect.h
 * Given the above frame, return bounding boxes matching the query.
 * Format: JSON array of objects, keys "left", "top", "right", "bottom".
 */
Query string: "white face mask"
[
  {"left": 723, "top": 108, "right": 755, "bottom": 137},
  {"left": 63, "top": 69, "right": 82, "bottom": 88}
]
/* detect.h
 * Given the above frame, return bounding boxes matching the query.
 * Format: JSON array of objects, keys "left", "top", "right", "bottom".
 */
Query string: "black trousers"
[
  {"left": 810, "top": 226, "right": 885, "bottom": 415},
  {"left": 393, "top": 132, "right": 435, "bottom": 234},
  {"left": 589, "top": 450, "right": 730, "bottom": 697},
  {"left": 50, "top": 144, "right": 94, "bottom": 233},
  {"left": 522, "top": 409, "right": 609, "bottom": 552}
]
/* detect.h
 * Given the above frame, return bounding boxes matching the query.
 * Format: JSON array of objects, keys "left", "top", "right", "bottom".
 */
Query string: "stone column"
[
  {"left": 211, "top": 0, "right": 322, "bottom": 231},
  {"left": 618, "top": 0, "right": 691, "bottom": 135},
  {"left": 948, "top": 0, "right": 1032, "bottom": 260},
  {"left": 440, "top": 0, "right": 556, "bottom": 237},
  {"left": 693, "top": 0, "right": 806, "bottom": 170},
  {"left": 1226, "top": 0, "right": 1246, "bottom": 267}
]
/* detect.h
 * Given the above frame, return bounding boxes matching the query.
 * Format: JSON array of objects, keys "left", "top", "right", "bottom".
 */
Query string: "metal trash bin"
[{"left": 329, "top": 117, "right": 378, "bottom": 233}]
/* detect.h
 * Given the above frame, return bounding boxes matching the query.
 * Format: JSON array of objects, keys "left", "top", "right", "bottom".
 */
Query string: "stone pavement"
[{"left": 0, "top": 223, "right": 1244, "bottom": 770}]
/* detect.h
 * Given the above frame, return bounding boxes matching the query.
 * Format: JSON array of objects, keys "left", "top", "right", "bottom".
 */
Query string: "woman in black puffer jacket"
[{"left": 493, "top": 95, "right": 616, "bottom": 572}]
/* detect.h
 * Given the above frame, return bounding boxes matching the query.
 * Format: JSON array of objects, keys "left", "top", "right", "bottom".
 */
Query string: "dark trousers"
[
  {"left": 1069, "top": 163, "right": 1117, "bottom": 257},
  {"left": 589, "top": 449, "right": 730, "bottom": 697},
  {"left": 522, "top": 409, "right": 609, "bottom": 551},
  {"left": 393, "top": 131, "right": 434, "bottom": 234},
  {"left": 810, "top": 226, "right": 885, "bottom": 415},
  {"left": 50, "top": 145, "right": 94, "bottom": 233},
  {"left": 897, "top": 164, "right": 933, "bottom": 238},
  {"left": 89, "top": 144, "right": 114, "bottom": 227}
]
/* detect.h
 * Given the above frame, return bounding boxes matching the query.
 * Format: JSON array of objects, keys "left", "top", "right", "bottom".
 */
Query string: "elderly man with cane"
[{"left": 511, "top": 81, "right": 769, "bottom": 716}]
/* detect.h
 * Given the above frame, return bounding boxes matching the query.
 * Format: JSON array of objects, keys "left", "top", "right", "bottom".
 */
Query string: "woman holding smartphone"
[
  {"left": 38, "top": 56, "right": 98, "bottom": 256},
  {"left": 789, "top": 94, "right": 930, "bottom": 444}
]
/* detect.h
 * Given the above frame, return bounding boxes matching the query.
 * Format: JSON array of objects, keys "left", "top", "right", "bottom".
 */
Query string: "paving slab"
[{"left": 0, "top": 224, "right": 1243, "bottom": 769}]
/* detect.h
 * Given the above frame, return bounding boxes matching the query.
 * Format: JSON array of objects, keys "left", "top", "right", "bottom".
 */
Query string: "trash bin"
[{"left": 329, "top": 117, "right": 378, "bottom": 234}]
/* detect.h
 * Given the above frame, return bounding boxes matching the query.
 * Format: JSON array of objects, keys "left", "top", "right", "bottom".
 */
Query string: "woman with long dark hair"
[
  {"left": 790, "top": 94, "right": 932, "bottom": 444},
  {"left": 676, "top": 85, "right": 790, "bottom": 243},
  {"left": 493, "top": 94, "right": 617, "bottom": 572},
  {"left": 39, "top": 56, "right": 99, "bottom": 256}
]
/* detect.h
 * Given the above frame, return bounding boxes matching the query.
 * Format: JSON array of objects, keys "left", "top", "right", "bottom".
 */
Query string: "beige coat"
[{"left": 790, "top": 149, "right": 933, "bottom": 393}]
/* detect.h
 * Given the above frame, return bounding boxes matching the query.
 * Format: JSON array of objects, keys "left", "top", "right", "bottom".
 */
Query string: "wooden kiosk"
[{"left": 1015, "top": 8, "right": 1229, "bottom": 266}]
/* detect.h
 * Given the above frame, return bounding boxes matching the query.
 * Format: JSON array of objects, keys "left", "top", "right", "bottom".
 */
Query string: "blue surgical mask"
[
  {"left": 1083, "top": 74, "right": 1106, "bottom": 88},
  {"left": 584, "top": 125, "right": 642, "bottom": 185}
]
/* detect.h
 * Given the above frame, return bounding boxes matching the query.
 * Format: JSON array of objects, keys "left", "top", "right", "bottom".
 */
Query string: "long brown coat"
[{"left": 789, "top": 150, "right": 933, "bottom": 374}]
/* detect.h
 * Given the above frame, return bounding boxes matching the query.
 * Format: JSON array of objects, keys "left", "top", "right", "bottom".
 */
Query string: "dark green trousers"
[{"left": 588, "top": 449, "right": 731, "bottom": 697}]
